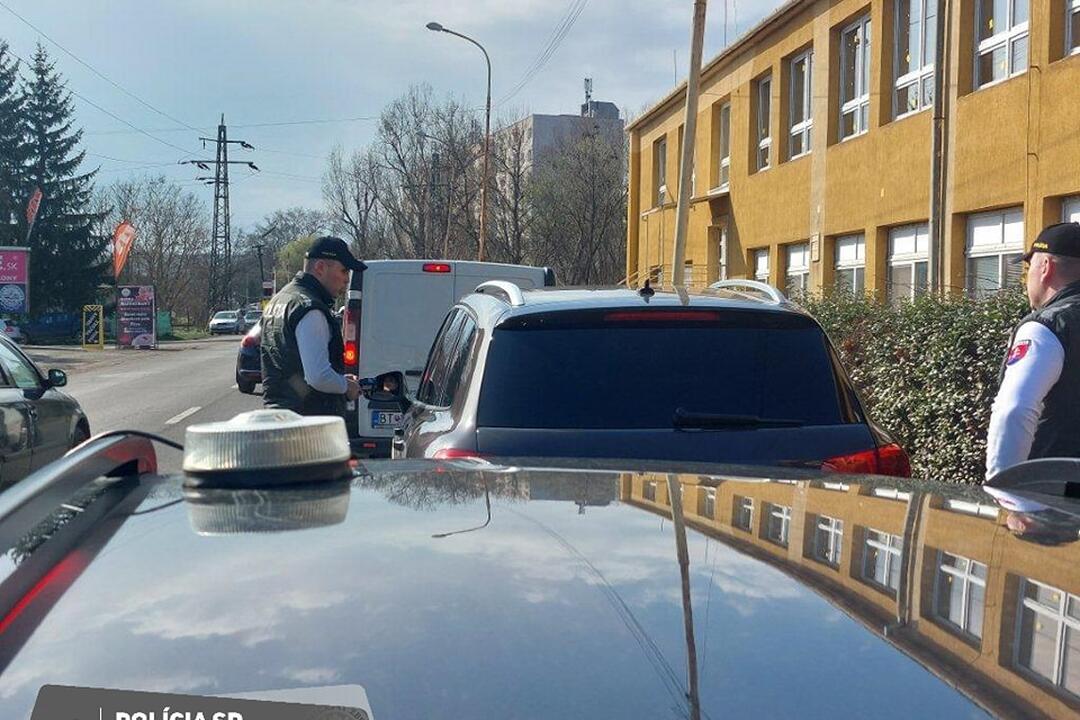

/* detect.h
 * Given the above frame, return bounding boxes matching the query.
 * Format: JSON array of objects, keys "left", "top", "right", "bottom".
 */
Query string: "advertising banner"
[
  {"left": 116, "top": 285, "right": 156, "bottom": 349},
  {"left": 82, "top": 304, "right": 104, "bottom": 350},
  {"left": 113, "top": 221, "right": 136, "bottom": 279},
  {"left": 0, "top": 246, "right": 30, "bottom": 314}
]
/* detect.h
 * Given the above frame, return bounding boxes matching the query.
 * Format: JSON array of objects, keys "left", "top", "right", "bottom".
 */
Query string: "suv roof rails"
[
  {"left": 474, "top": 280, "right": 525, "bottom": 307},
  {"left": 709, "top": 279, "right": 787, "bottom": 304}
]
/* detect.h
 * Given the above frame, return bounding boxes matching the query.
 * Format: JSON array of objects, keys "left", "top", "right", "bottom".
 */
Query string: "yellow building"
[{"left": 625, "top": 0, "right": 1080, "bottom": 298}]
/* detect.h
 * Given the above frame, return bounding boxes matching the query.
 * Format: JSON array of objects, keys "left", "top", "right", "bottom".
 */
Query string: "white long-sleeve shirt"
[
  {"left": 295, "top": 311, "right": 347, "bottom": 395},
  {"left": 986, "top": 321, "right": 1065, "bottom": 479}
]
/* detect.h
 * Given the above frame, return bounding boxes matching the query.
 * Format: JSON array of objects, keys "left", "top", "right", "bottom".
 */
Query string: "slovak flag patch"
[{"left": 1006, "top": 339, "right": 1032, "bottom": 366}]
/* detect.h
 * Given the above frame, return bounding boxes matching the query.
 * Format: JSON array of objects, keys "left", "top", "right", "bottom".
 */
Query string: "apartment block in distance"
[{"left": 626, "top": 0, "right": 1080, "bottom": 298}]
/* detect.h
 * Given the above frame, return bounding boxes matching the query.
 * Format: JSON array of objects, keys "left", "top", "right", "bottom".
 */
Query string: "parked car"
[
  {"left": 0, "top": 319, "right": 26, "bottom": 344},
  {"left": 208, "top": 310, "right": 241, "bottom": 335},
  {"left": 235, "top": 323, "right": 261, "bottom": 394},
  {"left": 239, "top": 309, "right": 262, "bottom": 333},
  {"left": 0, "top": 334, "right": 89, "bottom": 488},
  {"left": 0, "top": 410, "right": 1071, "bottom": 719},
  {"left": 390, "top": 280, "right": 910, "bottom": 475},
  {"left": 342, "top": 259, "right": 555, "bottom": 458}
]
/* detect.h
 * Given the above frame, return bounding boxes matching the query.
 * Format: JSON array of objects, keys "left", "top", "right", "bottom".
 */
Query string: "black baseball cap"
[
  {"left": 305, "top": 236, "right": 364, "bottom": 270},
  {"left": 1017, "top": 222, "right": 1080, "bottom": 263}
]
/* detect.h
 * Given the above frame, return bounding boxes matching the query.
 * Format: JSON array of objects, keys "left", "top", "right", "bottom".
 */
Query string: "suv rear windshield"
[{"left": 477, "top": 309, "right": 854, "bottom": 429}]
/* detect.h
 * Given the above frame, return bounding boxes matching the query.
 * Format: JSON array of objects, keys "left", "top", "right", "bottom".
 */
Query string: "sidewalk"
[{"left": 23, "top": 335, "right": 238, "bottom": 375}]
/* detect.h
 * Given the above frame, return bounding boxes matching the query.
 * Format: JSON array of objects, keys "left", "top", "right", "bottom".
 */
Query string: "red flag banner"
[
  {"left": 113, "top": 221, "right": 137, "bottom": 279},
  {"left": 24, "top": 187, "right": 42, "bottom": 242}
]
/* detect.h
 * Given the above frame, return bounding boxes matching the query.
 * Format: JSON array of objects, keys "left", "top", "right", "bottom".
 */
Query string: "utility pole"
[
  {"left": 180, "top": 115, "right": 258, "bottom": 312},
  {"left": 671, "top": 0, "right": 709, "bottom": 287}
]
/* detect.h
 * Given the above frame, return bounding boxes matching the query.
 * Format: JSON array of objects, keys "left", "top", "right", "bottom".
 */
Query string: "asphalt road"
[{"left": 25, "top": 336, "right": 263, "bottom": 473}]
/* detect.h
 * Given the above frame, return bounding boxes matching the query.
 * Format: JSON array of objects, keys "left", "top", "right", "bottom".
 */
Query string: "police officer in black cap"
[
  {"left": 987, "top": 222, "right": 1080, "bottom": 478},
  {"left": 260, "top": 236, "right": 364, "bottom": 417}
]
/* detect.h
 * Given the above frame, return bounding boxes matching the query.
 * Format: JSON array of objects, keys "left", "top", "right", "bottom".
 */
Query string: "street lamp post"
[{"left": 426, "top": 21, "right": 491, "bottom": 262}]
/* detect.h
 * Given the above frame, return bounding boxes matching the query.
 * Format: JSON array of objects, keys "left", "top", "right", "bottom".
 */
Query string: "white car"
[{"left": 208, "top": 311, "right": 241, "bottom": 335}]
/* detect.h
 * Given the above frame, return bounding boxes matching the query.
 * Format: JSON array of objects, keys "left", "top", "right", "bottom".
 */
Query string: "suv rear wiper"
[{"left": 673, "top": 408, "right": 804, "bottom": 430}]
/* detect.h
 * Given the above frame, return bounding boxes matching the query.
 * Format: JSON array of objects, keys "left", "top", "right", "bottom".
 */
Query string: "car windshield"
[
  {"left": 478, "top": 310, "right": 848, "bottom": 429},
  {"left": 214, "top": 312, "right": 237, "bottom": 320},
  {"left": 245, "top": 312, "right": 261, "bottom": 319}
]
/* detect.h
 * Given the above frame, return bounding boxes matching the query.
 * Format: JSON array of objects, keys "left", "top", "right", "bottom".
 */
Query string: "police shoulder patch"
[{"left": 1006, "top": 339, "right": 1032, "bottom": 366}]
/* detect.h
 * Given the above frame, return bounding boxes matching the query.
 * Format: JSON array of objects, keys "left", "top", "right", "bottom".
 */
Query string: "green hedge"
[{"left": 797, "top": 288, "right": 1030, "bottom": 484}]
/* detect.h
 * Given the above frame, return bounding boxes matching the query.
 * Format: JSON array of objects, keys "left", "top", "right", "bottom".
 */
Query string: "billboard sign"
[
  {"left": 117, "top": 285, "right": 156, "bottom": 348},
  {"left": 0, "top": 246, "right": 30, "bottom": 314}
]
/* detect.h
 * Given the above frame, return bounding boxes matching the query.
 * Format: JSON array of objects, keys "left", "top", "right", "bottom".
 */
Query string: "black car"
[
  {"left": 0, "top": 335, "right": 88, "bottom": 487},
  {"left": 390, "top": 281, "right": 910, "bottom": 476},
  {"left": 0, "top": 411, "right": 1075, "bottom": 719},
  {"left": 235, "top": 322, "right": 261, "bottom": 394}
]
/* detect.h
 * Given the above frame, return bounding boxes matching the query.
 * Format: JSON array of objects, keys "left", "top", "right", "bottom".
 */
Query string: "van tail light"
[
  {"left": 423, "top": 263, "right": 452, "bottom": 273},
  {"left": 240, "top": 333, "right": 259, "bottom": 349},
  {"left": 432, "top": 448, "right": 489, "bottom": 460},
  {"left": 343, "top": 305, "right": 359, "bottom": 371},
  {"left": 822, "top": 443, "right": 911, "bottom": 477},
  {"left": 343, "top": 341, "right": 358, "bottom": 369}
]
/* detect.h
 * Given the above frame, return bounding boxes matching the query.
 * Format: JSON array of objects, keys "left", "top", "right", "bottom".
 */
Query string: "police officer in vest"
[
  {"left": 986, "top": 222, "right": 1080, "bottom": 478},
  {"left": 261, "top": 236, "right": 362, "bottom": 417}
]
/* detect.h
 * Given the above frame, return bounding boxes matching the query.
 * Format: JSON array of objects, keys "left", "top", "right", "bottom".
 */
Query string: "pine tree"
[
  {"left": 22, "top": 43, "right": 107, "bottom": 313},
  {"left": 0, "top": 40, "right": 28, "bottom": 246}
]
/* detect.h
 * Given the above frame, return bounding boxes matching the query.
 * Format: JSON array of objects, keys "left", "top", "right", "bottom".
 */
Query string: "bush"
[{"left": 797, "top": 288, "right": 1030, "bottom": 484}]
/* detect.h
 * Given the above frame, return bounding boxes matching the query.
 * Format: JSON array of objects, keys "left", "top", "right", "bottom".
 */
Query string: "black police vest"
[
  {"left": 999, "top": 281, "right": 1080, "bottom": 460},
  {"left": 260, "top": 272, "right": 346, "bottom": 418}
]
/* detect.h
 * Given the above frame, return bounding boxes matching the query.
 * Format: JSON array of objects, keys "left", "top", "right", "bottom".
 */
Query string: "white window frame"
[
  {"left": 888, "top": 223, "right": 930, "bottom": 302},
  {"left": 1014, "top": 577, "right": 1080, "bottom": 697},
  {"left": 840, "top": 15, "right": 872, "bottom": 140},
  {"left": 862, "top": 528, "right": 903, "bottom": 593},
  {"left": 757, "top": 75, "right": 772, "bottom": 171},
  {"left": 789, "top": 50, "right": 813, "bottom": 160},
  {"left": 644, "top": 480, "right": 657, "bottom": 502},
  {"left": 700, "top": 487, "right": 716, "bottom": 518},
  {"left": 1069, "top": 0, "right": 1080, "bottom": 56},
  {"left": 786, "top": 242, "right": 810, "bottom": 294},
  {"left": 735, "top": 496, "right": 754, "bottom": 531},
  {"left": 1063, "top": 195, "right": 1080, "bottom": 223},
  {"left": 966, "top": 208, "right": 1024, "bottom": 297},
  {"left": 715, "top": 102, "right": 731, "bottom": 191},
  {"left": 655, "top": 137, "right": 667, "bottom": 207},
  {"left": 974, "top": 0, "right": 1029, "bottom": 89},
  {"left": 933, "top": 551, "right": 987, "bottom": 640},
  {"left": 894, "top": 0, "right": 937, "bottom": 118},
  {"left": 766, "top": 503, "right": 792, "bottom": 547},
  {"left": 813, "top": 515, "right": 844, "bottom": 567},
  {"left": 834, "top": 234, "right": 866, "bottom": 295},
  {"left": 753, "top": 248, "right": 770, "bottom": 282}
]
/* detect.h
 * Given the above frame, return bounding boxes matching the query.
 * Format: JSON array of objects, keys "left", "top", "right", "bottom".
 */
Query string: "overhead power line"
[
  {"left": 85, "top": 115, "right": 379, "bottom": 136},
  {"left": 496, "top": 0, "right": 590, "bottom": 107}
]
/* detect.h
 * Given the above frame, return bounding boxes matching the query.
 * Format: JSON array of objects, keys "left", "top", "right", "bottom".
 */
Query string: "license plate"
[{"left": 371, "top": 410, "right": 403, "bottom": 428}]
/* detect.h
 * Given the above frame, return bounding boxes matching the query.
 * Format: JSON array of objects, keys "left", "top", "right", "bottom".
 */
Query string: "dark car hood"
[{"left": 0, "top": 462, "right": 1075, "bottom": 718}]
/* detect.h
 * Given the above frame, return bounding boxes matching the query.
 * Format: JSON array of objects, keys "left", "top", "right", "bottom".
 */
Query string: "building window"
[
  {"left": 812, "top": 515, "right": 844, "bottom": 567},
  {"left": 966, "top": 208, "right": 1023, "bottom": 297},
  {"left": 1015, "top": 578, "right": 1080, "bottom": 698},
  {"left": 835, "top": 234, "right": 866, "bottom": 295},
  {"left": 1063, "top": 196, "right": 1080, "bottom": 223},
  {"left": 840, "top": 15, "right": 872, "bottom": 140},
  {"left": 1070, "top": 0, "right": 1080, "bottom": 56},
  {"left": 933, "top": 552, "right": 987, "bottom": 640},
  {"left": 888, "top": 223, "right": 930, "bottom": 302},
  {"left": 644, "top": 480, "right": 657, "bottom": 502},
  {"left": 654, "top": 136, "right": 667, "bottom": 207},
  {"left": 975, "top": 0, "right": 1028, "bottom": 88},
  {"left": 895, "top": 0, "right": 936, "bottom": 118},
  {"left": 752, "top": 248, "right": 770, "bottom": 282},
  {"left": 715, "top": 102, "right": 731, "bottom": 190},
  {"left": 862, "top": 528, "right": 903, "bottom": 594},
  {"left": 756, "top": 75, "right": 772, "bottom": 170},
  {"left": 786, "top": 242, "right": 810, "bottom": 295},
  {"left": 700, "top": 488, "right": 716, "bottom": 518},
  {"left": 734, "top": 496, "right": 754, "bottom": 531},
  {"left": 789, "top": 50, "right": 813, "bottom": 159},
  {"left": 765, "top": 503, "right": 792, "bottom": 547}
]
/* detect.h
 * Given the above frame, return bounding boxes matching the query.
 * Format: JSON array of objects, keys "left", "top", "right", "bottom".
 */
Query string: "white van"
[{"left": 342, "top": 259, "right": 554, "bottom": 456}]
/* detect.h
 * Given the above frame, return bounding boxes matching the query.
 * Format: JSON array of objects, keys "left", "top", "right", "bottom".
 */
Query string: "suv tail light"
[
  {"left": 240, "top": 333, "right": 259, "bottom": 349},
  {"left": 343, "top": 306, "right": 359, "bottom": 371},
  {"left": 432, "top": 448, "right": 488, "bottom": 460},
  {"left": 822, "top": 443, "right": 911, "bottom": 477}
]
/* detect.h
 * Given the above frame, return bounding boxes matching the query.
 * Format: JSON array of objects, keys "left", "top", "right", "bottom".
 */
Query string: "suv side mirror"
[{"left": 46, "top": 368, "right": 67, "bottom": 388}]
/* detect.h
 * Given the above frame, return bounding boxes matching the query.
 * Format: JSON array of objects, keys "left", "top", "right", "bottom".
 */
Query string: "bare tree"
[{"left": 323, "top": 146, "right": 386, "bottom": 258}]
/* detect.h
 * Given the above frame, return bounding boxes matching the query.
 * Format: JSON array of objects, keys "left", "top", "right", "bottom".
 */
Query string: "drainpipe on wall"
[{"left": 928, "top": 0, "right": 952, "bottom": 295}]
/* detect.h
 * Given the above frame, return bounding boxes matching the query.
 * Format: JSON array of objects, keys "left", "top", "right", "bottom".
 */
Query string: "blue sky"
[{"left": 1, "top": 0, "right": 780, "bottom": 229}]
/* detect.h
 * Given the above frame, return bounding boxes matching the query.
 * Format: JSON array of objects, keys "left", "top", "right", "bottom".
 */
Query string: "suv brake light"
[
  {"left": 240, "top": 333, "right": 259, "bottom": 349},
  {"left": 423, "top": 263, "right": 451, "bottom": 273},
  {"left": 432, "top": 448, "right": 488, "bottom": 460},
  {"left": 822, "top": 443, "right": 911, "bottom": 477},
  {"left": 604, "top": 311, "right": 721, "bottom": 322}
]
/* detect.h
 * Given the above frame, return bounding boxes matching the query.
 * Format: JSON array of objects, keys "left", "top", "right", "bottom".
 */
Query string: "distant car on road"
[
  {"left": 239, "top": 309, "right": 262, "bottom": 333},
  {"left": 209, "top": 311, "right": 241, "bottom": 335},
  {"left": 392, "top": 280, "right": 910, "bottom": 476},
  {"left": 0, "top": 334, "right": 89, "bottom": 487},
  {"left": 0, "top": 319, "right": 26, "bottom": 344},
  {"left": 235, "top": 323, "right": 261, "bottom": 394}
]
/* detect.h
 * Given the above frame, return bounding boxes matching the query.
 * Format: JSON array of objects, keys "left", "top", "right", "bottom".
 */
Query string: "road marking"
[{"left": 165, "top": 406, "right": 202, "bottom": 425}]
